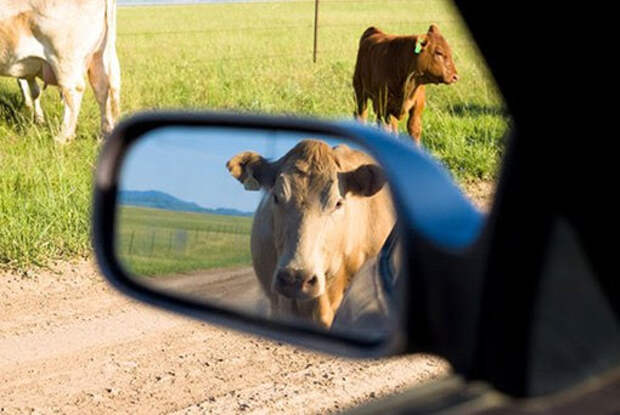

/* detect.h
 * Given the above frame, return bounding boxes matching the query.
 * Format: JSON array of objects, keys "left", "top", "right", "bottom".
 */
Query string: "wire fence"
[
  {"left": 119, "top": 0, "right": 436, "bottom": 6},
  {"left": 118, "top": 20, "right": 459, "bottom": 37},
  {"left": 117, "top": 0, "right": 468, "bottom": 64},
  {"left": 122, "top": 223, "right": 250, "bottom": 258}
]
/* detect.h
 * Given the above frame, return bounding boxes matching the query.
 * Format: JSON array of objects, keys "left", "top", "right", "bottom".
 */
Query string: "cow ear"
[
  {"left": 340, "top": 164, "right": 386, "bottom": 197},
  {"left": 428, "top": 24, "right": 440, "bottom": 34},
  {"left": 226, "top": 151, "right": 276, "bottom": 191}
]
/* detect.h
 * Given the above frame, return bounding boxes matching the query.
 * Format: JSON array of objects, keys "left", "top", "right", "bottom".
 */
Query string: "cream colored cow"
[
  {"left": 1, "top": 0, "right": 121, "bottom": 143},
  {"left": 227, "top": 139, "right": 395, "bottom": 328}
]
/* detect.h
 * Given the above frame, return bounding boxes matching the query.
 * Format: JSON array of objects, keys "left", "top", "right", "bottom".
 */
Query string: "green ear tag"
[{"left": 414, "top": 40, "right": 423, "bottom": 54}]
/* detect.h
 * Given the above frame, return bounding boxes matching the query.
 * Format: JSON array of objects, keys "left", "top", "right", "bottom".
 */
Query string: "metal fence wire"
[{"left": 117, "top": 0, "right": 463, "bottom": 63}]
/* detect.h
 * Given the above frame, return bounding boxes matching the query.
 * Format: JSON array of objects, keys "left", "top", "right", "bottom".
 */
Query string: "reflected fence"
[
  {"left": 116, "top": 206, "right": 253, "bottom": 276},
  {"left": 122, "top": 223, "right": 251, "bottom": 258}
]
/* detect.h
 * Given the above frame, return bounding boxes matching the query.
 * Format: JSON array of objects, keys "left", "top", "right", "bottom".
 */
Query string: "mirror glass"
[{"left": 116, "top": 126, "right": 401, "bottom": 340}]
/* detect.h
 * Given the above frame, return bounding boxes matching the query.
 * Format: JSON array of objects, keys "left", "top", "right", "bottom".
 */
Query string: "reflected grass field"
[
  {"left": 0, "top": 0, "right": 509, "bottom": 269},
  {"left": 117, "top": 205, "right": 252, "bottom": 276}
]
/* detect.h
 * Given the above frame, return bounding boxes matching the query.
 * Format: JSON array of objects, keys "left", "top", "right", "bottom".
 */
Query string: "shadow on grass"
[
  {"left": 0, "top": 93, "right": 23, "bottom": 126},
  {"left": 1, "top": 90, "right": 59, "bottom": 140},
  {"left": 449, "top": 103, "right": 509, "bottom": 118}
]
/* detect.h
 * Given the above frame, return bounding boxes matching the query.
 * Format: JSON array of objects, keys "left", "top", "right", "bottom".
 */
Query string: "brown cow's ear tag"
[{"left": 414, "top": 36, "right": 425, "bottom": 54}]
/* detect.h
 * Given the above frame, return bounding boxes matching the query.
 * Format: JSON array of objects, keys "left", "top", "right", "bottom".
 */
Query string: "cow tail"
[
  {"left": 104, "top": 0, "right": 117, "bottom": 57},
  {"left": 103, "top": 0, "right": 121, "bottom": 119}
]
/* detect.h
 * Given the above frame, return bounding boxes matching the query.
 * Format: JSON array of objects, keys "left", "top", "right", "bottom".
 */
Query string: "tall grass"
[{"left": 0, "top": 0, "right": 509, "bottom": 269}]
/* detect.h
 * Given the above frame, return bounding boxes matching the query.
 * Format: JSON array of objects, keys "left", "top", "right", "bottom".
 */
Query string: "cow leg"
[
  {"left": 387, "top": 114, "right": 400, "bottom": 135},
  {"left": 17, "top": 79, "right": 33, "bottom": 113},
  {"left": 354, "top": 95, "right": 369, "bottom": 123},
  {"left": 352, "top": 67, "right": 368, "bottom": 122},
  {"left": 353, "top": 83, "right": 368, "bottom": 123},
  {"left": 406, "top": 86, "right": 426, "bottom": 145},
  {"left": 18, "top": 78, "right": 45, "bottom": 124},
  {"left": 372, "top": 101, "right": 387, "bottom": 130},
  {"left": 57, "top": 79, "right": 86, "bottom": 144},
  {"left": 376, "top": 115, "right": 394, "bottom": 134},
  {"left": 88, "top": 50, "right": 121, "bottom": 138}
]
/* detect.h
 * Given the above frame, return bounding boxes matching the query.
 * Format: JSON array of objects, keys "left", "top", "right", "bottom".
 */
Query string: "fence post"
[
  {"left": 313, "top": 0, "right": 319, "bottom": 62},
  {"left": 128, "top": 231, "right": 135, "bottom": 255}
]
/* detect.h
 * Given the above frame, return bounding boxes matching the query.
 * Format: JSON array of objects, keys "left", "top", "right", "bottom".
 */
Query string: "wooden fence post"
[
  {"left": 313, "top": 0, "right": 319, "bottom": 62},
  {"left": 128, "top": 231, "right": 135, "bottom": 255},
  {"left": 149, "top": 231, "right": 156, "bottom": 256}
]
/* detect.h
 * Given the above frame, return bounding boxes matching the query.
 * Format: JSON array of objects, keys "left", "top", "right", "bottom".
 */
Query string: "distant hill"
[{"left": 119, "top": 190, "right": 253, "bottom": 217}]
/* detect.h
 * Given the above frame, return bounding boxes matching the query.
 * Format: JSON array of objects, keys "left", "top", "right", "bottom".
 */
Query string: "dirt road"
[
  {"left": 0, "top": 182, "right": 491, "bottom": 413},
  {"left": 0, "top": 260, "right": 448, "bottom": 414}
]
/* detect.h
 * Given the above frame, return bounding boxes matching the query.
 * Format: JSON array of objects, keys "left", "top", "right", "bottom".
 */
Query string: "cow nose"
[
  {"left": 274, "top": 269, "right": 320, "bottom": 299},
  {"left": 275, "top": 269, "right": 296, "bottom": 289},
  {"left": 451, "top": 73, "right": 459, "bottom": 83}
]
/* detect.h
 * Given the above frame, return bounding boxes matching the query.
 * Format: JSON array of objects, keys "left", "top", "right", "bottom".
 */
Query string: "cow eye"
[
  {"left": 435, "top": 50, "right": 444, "bottom": 57},
  {"left": 273, "top": 193, "right": 280, "bottom": 204},
  {"left": 335, "top": 199, "right": 344, "bottom": 210}
]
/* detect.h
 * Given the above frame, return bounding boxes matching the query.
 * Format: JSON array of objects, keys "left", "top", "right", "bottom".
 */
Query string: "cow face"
[
  {"left": 227, "top": 140, "right": 386, "bottom": 301},
  {"left": 415, "top": 24, "right": 459, "bottom": 85}
]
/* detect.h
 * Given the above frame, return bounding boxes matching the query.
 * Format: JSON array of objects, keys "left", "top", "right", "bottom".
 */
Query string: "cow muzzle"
[{"left": 274, "top": 268, "right": 323, "bottom": 300}]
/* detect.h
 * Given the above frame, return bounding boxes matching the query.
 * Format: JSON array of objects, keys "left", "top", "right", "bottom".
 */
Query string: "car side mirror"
[{"left": 93, "top": 111, "right": 484, "bottom": 359}]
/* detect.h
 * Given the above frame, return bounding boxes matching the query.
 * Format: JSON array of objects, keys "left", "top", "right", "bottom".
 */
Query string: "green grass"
[
  {"left": 116, "top": 205, "right": 252, "bottom": 276},
  {"left": 0, "top": 0, "right": 509, "bottom": 269}
]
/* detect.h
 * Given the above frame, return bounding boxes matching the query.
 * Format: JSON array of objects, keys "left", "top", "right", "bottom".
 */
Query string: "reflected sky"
[{"left": 119, "top": 127, "right": 353, "bottom": 212}]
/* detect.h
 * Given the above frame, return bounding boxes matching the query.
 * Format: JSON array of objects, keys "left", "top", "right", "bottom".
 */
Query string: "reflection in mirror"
[{"left": 116, "top": 127, "right": 399, "bottom": 340}]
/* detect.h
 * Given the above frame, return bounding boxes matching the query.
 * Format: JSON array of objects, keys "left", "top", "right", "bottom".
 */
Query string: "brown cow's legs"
[
  {"left": 372, "top": 101, "right": 388, "bottom": 131},
  {"left": 354, "top": 93, "right": 369, "bottom": 123},
  {"left": 353, "top": 72, "right": 368, "bottom": 122},
  {"left": 407, "top": 86, "right": 426, "bottom": 145},
  {"left": 387, "top": 114, "right": 400, "bottom": 134}
]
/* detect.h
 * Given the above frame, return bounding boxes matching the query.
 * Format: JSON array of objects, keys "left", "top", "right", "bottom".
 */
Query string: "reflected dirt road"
[{"left": 142, "top": 266, "right": 268, "bottom": 313}]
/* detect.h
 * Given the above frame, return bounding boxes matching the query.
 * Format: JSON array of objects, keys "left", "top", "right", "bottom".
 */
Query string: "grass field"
[
  {"left": 0, "top": 0, "right": 510, "bottom": 269},
  {"left": 116, "top": 205, "right": 252, "bottom": 276}
]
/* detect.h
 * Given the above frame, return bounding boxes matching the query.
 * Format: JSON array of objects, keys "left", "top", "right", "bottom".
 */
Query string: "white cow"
[
  {"left": 1, "top": 0, "right": 121, "bottom": 143},
  {"left": 227, "top": 140, "right": 395, "bottom": 328}
]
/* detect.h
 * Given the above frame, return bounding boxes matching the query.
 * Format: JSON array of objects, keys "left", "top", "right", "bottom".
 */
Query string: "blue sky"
[{"left": 119, "top": 126, "right": 350, "bottom": 212}]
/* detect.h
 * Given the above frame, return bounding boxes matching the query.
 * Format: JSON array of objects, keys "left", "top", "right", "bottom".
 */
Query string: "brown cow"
[
  {"left": 227, "top": 140, "right": 395, "bottom": 328},
  {"left": 353, "top": 24, "right": 458, "bottom": 145}
]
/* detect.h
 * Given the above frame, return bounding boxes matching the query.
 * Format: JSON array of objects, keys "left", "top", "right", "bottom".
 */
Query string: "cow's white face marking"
[{"left": 269, "top": 166, "right": 348, "bottom": 300}]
